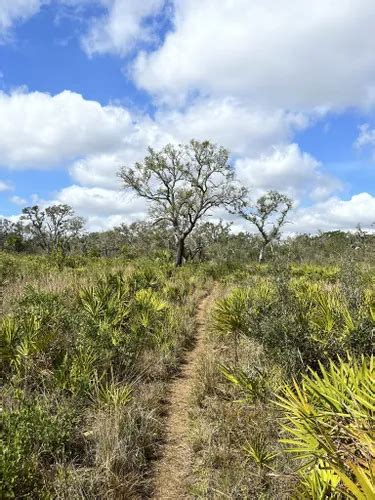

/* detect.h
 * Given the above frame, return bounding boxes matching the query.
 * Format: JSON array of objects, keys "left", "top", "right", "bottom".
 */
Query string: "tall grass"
[{"left": 1, "top": 254, "right": 208, "bottom": 498}]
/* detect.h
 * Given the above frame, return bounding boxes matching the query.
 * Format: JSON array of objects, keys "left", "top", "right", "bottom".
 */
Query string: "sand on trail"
[{"left": 151, "top": 292, "right": 213, "bottom": 499}]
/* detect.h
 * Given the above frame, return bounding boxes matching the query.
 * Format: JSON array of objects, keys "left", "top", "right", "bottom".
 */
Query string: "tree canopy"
[
  {"left": 237, "top": 190, "right": 293, "bottom": 262},
  {"left": 20, "top": 204, "right": 85, "bottom": 254},
  {"left": 119, "top": 139, "right": 246, "bottom": 265}
]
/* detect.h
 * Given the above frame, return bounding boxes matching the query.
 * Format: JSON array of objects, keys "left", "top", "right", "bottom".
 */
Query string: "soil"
[{"left": 151, "top": 292, "right": 212, "bottom": 499}]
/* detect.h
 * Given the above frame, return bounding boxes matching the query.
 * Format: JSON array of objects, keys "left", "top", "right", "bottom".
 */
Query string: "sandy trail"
[{"left": 151, "top": 293, "right": 212, "bottom": 499}]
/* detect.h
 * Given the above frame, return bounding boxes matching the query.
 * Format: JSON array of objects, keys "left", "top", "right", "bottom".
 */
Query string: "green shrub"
[
  {"left": 1, "top": 288, "right": 72, "bottom": 378},
  {"left": 0, "top": 253, "right": 18, "bottom": 283},
  {"left": 1, "top": 393, "right": 77, "bottom": 498},
  {"left": 291, "top": 263, "right": 340, "bottom": 282},
  {"left": 277, "top": 356, "right": 375, "bottom": 499},
  {"left": 211, "top": 269, "right": 374, "bottom": 373}
]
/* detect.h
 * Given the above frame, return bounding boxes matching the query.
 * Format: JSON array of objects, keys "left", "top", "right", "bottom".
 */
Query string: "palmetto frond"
[{"left": 276, "top": 355, "right": 375, "bottom": 499}]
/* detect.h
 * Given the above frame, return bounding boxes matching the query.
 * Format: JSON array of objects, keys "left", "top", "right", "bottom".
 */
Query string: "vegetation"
[
  {"left": 236, "top": 190, "right": 293, "bottom": 262},
  {"left": 21, "top": 204, "right": 85, "bottom": 254},
  {"left": 1, "top": 254, "right": 208, "bottom": 497},
  {"left": 1, "top": 140, "right": 374, "bottom": 498},
  {"left": 119, "top": 140, "right": 246, "bottom": 266},
  {"left": 190, "top": 257, "right": 374, "bottom": 498}
]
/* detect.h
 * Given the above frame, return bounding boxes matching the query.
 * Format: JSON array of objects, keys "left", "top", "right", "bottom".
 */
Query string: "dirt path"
[{"left": 151, "top": 292, "right": 212, "bottom": 499}]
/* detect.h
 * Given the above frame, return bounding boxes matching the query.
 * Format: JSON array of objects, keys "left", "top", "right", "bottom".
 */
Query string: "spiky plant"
[
  {"left": 55, "top": 347, "right": 99, "bottom": 394},
  {"left": 293, "top": 281, "right": 355, "bottom": 336},
  {"left": 243, "top": 434, "right": 278, "bottom": 469},
  {"left": 93, "top": 380, "right": 132, "bottom": 410},
  {"left": 211, "top": 287, "right": 252, "bottom": 336},
  {"left": 297, "top": 461, "right": 342, "bottom": 499},
  {"left": 220, "top": 364, "right": 269, "bottom": 402},
  {"left": 0, "top": 313, "right": 57, "bottom": 375},
  {"left": 276, "top": 355, "right": 375, "bottom": 499},
  {"left": 79, "top": 274, "right": 130, "bottom": 345}
]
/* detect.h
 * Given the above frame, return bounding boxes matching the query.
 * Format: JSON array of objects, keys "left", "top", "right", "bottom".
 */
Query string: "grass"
[
  {"left": 1, "top": 253, "right": 210, "bottom": 498},
  {"left": 189, "top": 333, "right": 295, "bottom": 498},
  {"left": 1, "top": 249, "right": 374, "bottom": 498},
  {"left": 188, "top": 263, "right": 374, "bottom": 498}
]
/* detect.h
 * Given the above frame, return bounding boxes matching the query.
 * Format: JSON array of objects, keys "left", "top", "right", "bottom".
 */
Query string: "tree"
[
  {"left": 119, "top": 140, "right": 246, "bottom": 266},
  {"left": 184, "top": 220, "right": 232, "bottom": 261},
  {"left": 237, "top": 190, "right": 293, "bottom": 262},
  {"left": 20, "top": 204, "right": 85, "bottom": 253},
  {"left": 0, "top": 219, "right": 25, "bottom": 252}
]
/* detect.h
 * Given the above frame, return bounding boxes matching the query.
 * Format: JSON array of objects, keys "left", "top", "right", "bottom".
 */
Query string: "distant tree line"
[
  {"left": 1, "top": 140, "right": 373, "bottom": 264},
  {"left": 1, "top": 207, "right": 373, "bottom": 266}
]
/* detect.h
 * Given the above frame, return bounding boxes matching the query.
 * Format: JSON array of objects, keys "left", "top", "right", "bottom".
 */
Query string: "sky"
[{"left": 0, "top": 0, "right": 374, "bottom": 234}]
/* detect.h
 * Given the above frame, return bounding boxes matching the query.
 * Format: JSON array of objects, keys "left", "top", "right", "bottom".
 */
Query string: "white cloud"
[
  {"left": 67, "top": 97, "right": 311, "bottom": 192},
  {"left": 0, "top": 0, "right": 44, "bottom": 39},
  {"left": 354, "top": 123, "right": 375, "bottom": 155},
  {"left": 133, "top": 0, "right": 375, "bottom": 110},
  {"left": 81, "top": 0, "right": 165, "bottom": 57},
  {"left": 291, "top": 193, "right": 375, "bottom": 233},
  {"left": 0, "top": 88, "right": 310, "bottom": 172},
  {"left": 0, "top": 180, "right": 12, "bottom": 191},
  {"left": 235, "top": 144, "right": 341, "bottom": 202},
  {"left": 54, "top": 184, "right": 147, "bottom": 231},
  {"left": 10, "top": 195, "right": 27, "bottom": 206},
  {"left": 0, "top": 89, "right": 351, "bottom": 235},
  {"left": 155, "top": 98, "right": 308, "bottom": 157},
  {"left": 69, "top": 154, "right": 124, "bottom": 190},
  {"left": 0, "top": 89, "right": 133, "bottom": 168}
]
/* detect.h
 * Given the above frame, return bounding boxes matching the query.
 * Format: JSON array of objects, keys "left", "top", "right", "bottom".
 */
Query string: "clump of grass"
[{"left": 189, "top": 323, "right": 294, "bottom": 498}]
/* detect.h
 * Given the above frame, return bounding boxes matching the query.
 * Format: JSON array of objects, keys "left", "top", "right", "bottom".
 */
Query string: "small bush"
[
  {"left": 277, "top": 355, "right": 375, "bottom": 498},
  {"left": 1, "top": 393, "right": 77, "bottom": 498}
]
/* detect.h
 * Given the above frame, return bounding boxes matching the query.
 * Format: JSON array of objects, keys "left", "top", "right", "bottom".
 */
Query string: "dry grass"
[
  {"left": 1, "top": 255, "right": 209, "bottom": 499},
  {"left": 188, "top": 290, "right": 295, "bottom": 498}
]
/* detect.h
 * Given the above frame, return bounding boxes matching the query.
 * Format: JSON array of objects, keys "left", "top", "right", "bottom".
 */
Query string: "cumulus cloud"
[
  {"left": 81, "top": 0, "right": 166, "bottom": 57},
  {"left": 53, "top": 184, "right": 147, "bottom": 231},
  {"left": 0, "top": 89, "right": 359, "bottom": 235},
  {"left": 0, "top": 89, "right": 134, "bottom": 168},
  {"left": 291, "top": 193, "right": 375, "bottom": 234},
  {"left": 67, "top": 98, "right": 312, "bottom": 193},
  {"left": 235, "top": 144, "right": 341, "bottom": 202},
  {"left": 155, "top": 98, "right": 308, "bottom": 157},
  {"left": 0, "top": 0, "right": 44, "bottom": 39},
  {"left": 69, "top": 154, "right": 124, "bottom": 190},
  {"left": 133, "top": 0, "right": 375, "bottom": 110},
  {"left": 0, "top": 88, "right": 310, "bottom": 171}
]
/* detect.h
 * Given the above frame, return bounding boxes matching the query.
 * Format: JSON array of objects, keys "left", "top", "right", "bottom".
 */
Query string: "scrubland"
[{"left": 1, "top": 240, "right": 374, "bottom": 499}]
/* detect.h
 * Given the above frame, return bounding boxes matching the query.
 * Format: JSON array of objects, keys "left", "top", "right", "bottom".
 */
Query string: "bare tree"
[
  {"left": 119, "top": 140, "right": 246, "bottom": 266},
  {"left": 237, "top": 191, "right": 293, "bottom": 262},
  {"left": 21, "top": 204, "right": 85, "bottom": 253}
]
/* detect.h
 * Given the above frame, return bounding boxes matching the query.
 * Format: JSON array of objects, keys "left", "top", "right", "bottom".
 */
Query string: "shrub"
[
  {"left": 211, "top": 269, "right": 374, "bottom": 374},
  {"left": 277, "top": 356, "right": 375, "bottom": 499},
  {"left": 1, "top": 393, "right": 77, "bottom": 498}
]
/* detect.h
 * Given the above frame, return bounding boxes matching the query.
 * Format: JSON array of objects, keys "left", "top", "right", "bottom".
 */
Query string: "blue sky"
[{"left": 0, "top": 0, "right": 374, "bottom": 232}]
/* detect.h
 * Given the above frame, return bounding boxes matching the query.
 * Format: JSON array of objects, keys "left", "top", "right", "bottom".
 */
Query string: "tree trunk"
[
  {"left": 258, "top": 244, "right": 266, "bottom": 263},
  {"left": 175, "top": 237, "right": 185, "bottom": 267},
  {"left": 258, "top": 246, "right": 263, "bottom": 263}
]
